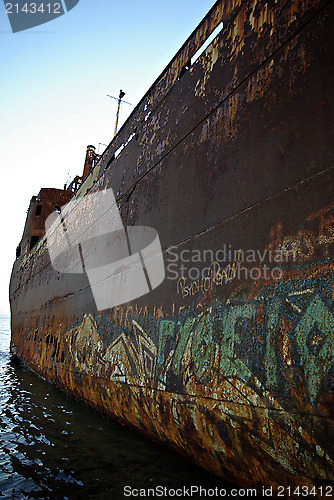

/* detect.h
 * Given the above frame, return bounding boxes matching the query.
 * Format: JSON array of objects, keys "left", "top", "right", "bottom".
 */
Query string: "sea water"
[{"left": 0, "top": 316, "right": 242, "bottom": 499}]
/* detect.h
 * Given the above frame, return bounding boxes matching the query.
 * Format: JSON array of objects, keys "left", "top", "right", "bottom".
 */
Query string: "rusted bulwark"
[{"left": 10, "top": 0, "right": 334, "bottom": 493}]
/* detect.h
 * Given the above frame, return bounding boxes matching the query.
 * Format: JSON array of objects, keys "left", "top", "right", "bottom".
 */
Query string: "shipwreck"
[{"left": 10, "top": 0, "right": 334, "bottom": 492}]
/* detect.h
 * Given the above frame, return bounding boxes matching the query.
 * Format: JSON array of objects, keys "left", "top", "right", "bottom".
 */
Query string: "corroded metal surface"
[{"left": 10, "top": 0, "right": 334, "bottom": 492}]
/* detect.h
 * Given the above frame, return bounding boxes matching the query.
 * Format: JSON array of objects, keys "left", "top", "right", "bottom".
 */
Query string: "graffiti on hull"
[
  {"left": 68, "top": 272, "right": 334, "bottom": 408},
  {"left": 15, "top": 202, "right": 334, "bottom": 487},
  {"left": 56, "top": 260, "right": 334, "bottom": 486}
]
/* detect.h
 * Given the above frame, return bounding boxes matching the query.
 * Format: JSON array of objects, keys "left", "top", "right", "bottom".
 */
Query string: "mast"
[{"left": 107, "top": 90, "right": 132, "bottom": 137}]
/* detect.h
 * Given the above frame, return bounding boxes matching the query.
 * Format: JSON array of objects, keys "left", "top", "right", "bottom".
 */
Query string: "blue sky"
[{"left": 0, "top": 0, "right": 215, "bottom": 314}]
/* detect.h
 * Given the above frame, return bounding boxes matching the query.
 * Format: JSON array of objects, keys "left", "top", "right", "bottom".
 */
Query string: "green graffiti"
[
  {"left": 294, "top": 294, "right": 334, "bottom": 404},
  {"left": 154, "top": 282, "right": 334, "bottom": 406},
  {"left": 265, "top": 297, "right": 282, "bottom": 391},
  {"left": 157, "top": 320, "right": 175, "bottom": 369},
  {"left": 171, "top": 317, "right": 196, "bottom": 376},
  {"left": 219, "top": 303, "right": 257, "bottom": 380},
  {"left": 155, "top": 319, "right": 175, "bottom": 386},
  {"left": 191, "top": 313, "right": 215, "bottom": 383}
]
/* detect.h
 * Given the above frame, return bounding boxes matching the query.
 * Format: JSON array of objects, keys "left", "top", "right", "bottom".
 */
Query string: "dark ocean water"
[{"left": 0, "top": 316, "right": 244, "bottom": 500}]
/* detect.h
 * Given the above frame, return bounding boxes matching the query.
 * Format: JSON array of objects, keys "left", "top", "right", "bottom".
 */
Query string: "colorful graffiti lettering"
[{"left": 63, "top": 269, "right": 334, "bottom": 486}]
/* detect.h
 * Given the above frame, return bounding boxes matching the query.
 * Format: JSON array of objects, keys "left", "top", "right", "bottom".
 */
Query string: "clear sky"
[{"left": 0, "top": 0, "right": 215, "bottom": 315}]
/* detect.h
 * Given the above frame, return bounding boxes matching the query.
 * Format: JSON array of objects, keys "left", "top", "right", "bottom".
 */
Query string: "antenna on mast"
[
  {"left": 98, "top": 143, "right": 107, "bottom": 154},
  {"left": 107, "top": 90, "right": 132, "bottom": 137}
]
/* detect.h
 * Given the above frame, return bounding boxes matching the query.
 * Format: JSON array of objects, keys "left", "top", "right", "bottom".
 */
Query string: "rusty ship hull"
[{"left": 9, "top": 0, "right": 334, "bottom": 491}]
